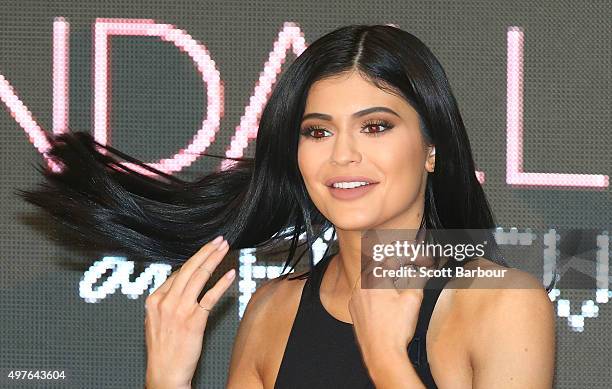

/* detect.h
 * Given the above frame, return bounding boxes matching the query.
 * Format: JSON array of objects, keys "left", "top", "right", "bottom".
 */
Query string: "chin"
[{"left": 329, "top": 217, "right": 378, "bottom": 232}]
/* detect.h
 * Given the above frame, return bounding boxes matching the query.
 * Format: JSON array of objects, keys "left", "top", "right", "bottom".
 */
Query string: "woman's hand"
[
  {"left": 348, "top": 258, "right": 431, "bottom": 386},
  {"left": 144, "top": 235, "right": 235, "bottom": 389}
]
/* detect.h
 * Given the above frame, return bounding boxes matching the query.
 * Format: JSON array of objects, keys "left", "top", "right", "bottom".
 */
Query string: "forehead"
[{"left": 304, "top": 72, "right": 416, "bottom": 117}]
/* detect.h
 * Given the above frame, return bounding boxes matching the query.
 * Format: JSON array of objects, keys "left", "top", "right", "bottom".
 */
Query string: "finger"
[
  {"left": 197, "top": 268, "right": 237, "bottom": 314},
  {"left": 397, "top": 264, "right": 433, "bottom": 291},
  {"left": 167, "top": 236, "right": 225, "bottom": 299},
  {"left": 371, "top": 264, "right": 399, "bottom": 290},
  {"left": 363, "top": 254, "right": 426, "bottom": 290},
  {"left": 152, "top": 270, "right": 180, "bottom": 295},
  {"left": 183, "top": 241, "right": 230, "bottom": 303},
  {"left": 359, "top": 256, "right": 376, "bottom": 289},
  {"left": 360, "top": 257, "right": 397, "bottom": 290}
]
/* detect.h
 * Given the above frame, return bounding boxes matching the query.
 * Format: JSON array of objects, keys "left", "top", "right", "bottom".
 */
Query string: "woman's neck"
[{"left": 326, "top": 209, "right": 426, "bottom": 297}]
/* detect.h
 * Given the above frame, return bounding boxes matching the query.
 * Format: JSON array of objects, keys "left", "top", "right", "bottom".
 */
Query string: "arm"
[
  {"left": 365, "top": 347, "right": 427, "bottom": 389},
  {"left": 226, "top": 279, "right": 279, "bottom": 389},
  {"left": 470, "top": 279, "right": 556, "bottom": 388}
]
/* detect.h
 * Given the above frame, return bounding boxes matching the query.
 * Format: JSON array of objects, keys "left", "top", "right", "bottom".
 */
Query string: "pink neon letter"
[
  {"left": 94, "top": 18, "right": 223, "bottom": 175},
  {"left": 220, "top": 22, "right": 307, "bottom": 170},
  {"left": 0, "top": 17, "right": 74, "bottom": 172},
  {"left": 506, "top": 27, "right": 608, "bottom": 188},
  {"left": 53, "top": 17, "right": 70, "bottom": 136}
]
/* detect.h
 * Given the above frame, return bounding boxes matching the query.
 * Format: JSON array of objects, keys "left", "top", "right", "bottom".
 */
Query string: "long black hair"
[{"left": 16, "top": 24, "right": 555, "bottom": 292}]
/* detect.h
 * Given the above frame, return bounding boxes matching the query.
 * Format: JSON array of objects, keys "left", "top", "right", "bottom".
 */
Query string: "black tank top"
[{"left": 274, "top": 252, "right": 464, "bottom": 389}]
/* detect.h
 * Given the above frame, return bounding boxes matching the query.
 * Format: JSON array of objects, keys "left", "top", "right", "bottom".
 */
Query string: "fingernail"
[
  {"left": 216, "top": 239, "right": 228, "bottom": 251},
  {"left": 212, "top": 235, "right": 223, "bottom": 245},
  {"left": 226, "top": 268, "right": 236, "bottom": 279}
]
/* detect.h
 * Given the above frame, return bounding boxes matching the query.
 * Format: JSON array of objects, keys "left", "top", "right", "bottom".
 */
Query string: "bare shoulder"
[
  {"left": 453, "top": 255, "right": 554, "bottom": 317},
  {"left": 226, "top": 267, "right": 309, "bottom": 388},
  {"left": 448, "top": 256, "right": 552, "bottom": 313},
  {"left": 446, "top": 257, "right": 556, "bottom": 386},
  {"left": 450, "top": 256, "right": 546, "bottom": 290},
  {"left": 250, "top": 269, "right": 309, "bottom": 316}
]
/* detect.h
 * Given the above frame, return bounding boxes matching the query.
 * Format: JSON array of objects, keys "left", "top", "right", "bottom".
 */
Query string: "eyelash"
[{"left": 299, "top": 119, "right": 394, "bottom": 141}]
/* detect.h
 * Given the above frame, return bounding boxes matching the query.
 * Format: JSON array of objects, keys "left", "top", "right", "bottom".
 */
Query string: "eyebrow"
[{"left": 301, "top": 106, "right": 401, "bottom": 123}]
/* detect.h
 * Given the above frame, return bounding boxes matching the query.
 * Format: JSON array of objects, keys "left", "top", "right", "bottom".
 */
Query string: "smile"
[{"left": 327, "top": 182, "right": 378, "bottom": 200}]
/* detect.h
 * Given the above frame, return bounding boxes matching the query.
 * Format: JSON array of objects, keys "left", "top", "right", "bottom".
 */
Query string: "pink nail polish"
[
  {"left": 212, "top": 235, "right": 223, "bottom": 245},
  {"left": 216, "top": 240, "right": 228, "bottom": 251}
]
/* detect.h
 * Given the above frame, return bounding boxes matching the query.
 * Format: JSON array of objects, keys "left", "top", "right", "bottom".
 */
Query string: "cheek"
[
  {"left": 297, "top": 142, "right": 335, "bottom": 218},
  {"left": 375, "top": 139, "right": 425, "bottom": 199},
  {"left": 297, "top": 143, "right": 321, "bottom": 192}
]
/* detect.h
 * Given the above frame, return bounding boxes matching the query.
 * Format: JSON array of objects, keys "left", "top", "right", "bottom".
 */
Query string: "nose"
[{"left": 330, "top": 131, "right": 362, "bottom": 165}]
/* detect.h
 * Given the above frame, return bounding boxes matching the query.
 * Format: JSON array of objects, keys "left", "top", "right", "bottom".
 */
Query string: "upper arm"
[
  {"left": 226, "top": 279, "right": 279, "bottom": 389},
  {"left": 469, "top": 273, "right": 556, "bottom": 388}
]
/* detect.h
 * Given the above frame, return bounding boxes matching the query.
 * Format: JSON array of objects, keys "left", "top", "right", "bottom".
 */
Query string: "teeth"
[{"left": 332, "top": 181, "right": 371, "bottom": 189}]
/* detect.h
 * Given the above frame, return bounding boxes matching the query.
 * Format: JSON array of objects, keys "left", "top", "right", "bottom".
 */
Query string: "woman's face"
[{"left": 297, "top": 71, "right": 435, "bottom": 231}]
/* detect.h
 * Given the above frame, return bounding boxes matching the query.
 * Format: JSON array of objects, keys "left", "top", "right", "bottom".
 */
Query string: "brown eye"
[
  {"left": 300, "top": 126, "right": 330, "bottom": 141},
  {"left": 364, "top": 124, "right": 385, "bottom": 133},
  {"left": 361, "top": 119, "right": 394, "bottom": 136},
  {"left": 311, "top": 128, "right": 327, "bottom": 138}
]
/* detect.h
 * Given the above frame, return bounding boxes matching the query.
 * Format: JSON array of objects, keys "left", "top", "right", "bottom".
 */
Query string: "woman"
[{"left": 18, "top": 24, "right": 556, "bottom": 388}]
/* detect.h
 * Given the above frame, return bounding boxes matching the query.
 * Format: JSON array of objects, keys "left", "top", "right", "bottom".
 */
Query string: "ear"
[{"left": 425, "top": 145, "right": 436, "bottom": 173}]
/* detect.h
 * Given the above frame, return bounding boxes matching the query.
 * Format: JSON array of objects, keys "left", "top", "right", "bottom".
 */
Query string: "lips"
[
  {"left": 325, "top": 175, "right": 379, "bottom": 187},
  {"left": 327, "top": 181, "right": 379, "bottom": 201}
]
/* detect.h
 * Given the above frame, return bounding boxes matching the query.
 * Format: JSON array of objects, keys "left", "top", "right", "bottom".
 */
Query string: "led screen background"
[{"left": 1, "top": 0, "right": 610, "bottom": 387}]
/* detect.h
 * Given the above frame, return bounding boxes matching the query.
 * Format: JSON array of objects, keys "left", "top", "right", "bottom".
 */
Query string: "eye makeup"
[{"left": 299, "top": 118, "right": 395, "bottom": 141}]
